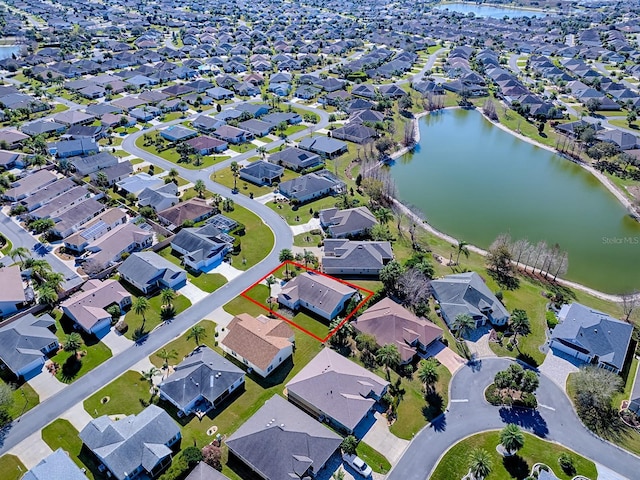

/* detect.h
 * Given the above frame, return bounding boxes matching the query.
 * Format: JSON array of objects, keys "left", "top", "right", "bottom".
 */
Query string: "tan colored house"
[
  {"left": 157, "top": 198, "right": 215, "bottom": 230},
  {"left": 61, "top": 279, "right": 131, "bottom": 335},
  {"left": 354, "top": 297, "right": 443, "bottom": 364},
  {"left": 219, "top": 313, "right": 294, "bottom": 377}
]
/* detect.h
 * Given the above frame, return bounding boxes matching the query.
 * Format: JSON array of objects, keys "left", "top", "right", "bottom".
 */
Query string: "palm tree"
[
  {"left": 9, "top": 246, "right": 30, "bottom": 265},
  {"left": 500, "top": 424, "right": 525, "bottom": 455},
  {"left": 161, "top": 288, "right": 176, "bottom": 308},
  {"left": 329, "top": 317, "right": 354, "bottom": 347},
  {"left": 452, "top": 313, "right": 475, "bottom": 340},
  {"left": 230, "top": 161, "right": 240, "bottom": 192},
  {"left": 303, "top": 250, "right": 316, "bottom": 267},
  {"left": 194, "top": 179, "right": 206, "bottom": 198},
  {"left": 141, "top": 367, "right": 161, "bottom": 389},
  {"left": 374, "top": 207, "right": 393, "bottom": 225},
  {"left": 187, "top": 324, "right": 207, "bottom": 347},
  {"left": 63, "top": 332, "right": 83, "bottom": 358},
  {"left": 133, "top": 297, "right": 150, "bottom": 328},
  {"left": 279, "top": 248, "right": 294, "bottom": 277},
  {"left": 25, "top": 258, "right": 52, "bottom": 280},
  {"left": 265, "top": 275, "right": 277, "bottom": 297},
  {"left": 510, "top": 309, "right": 531, "bottom": 351},
  {"left": 157, "top": 348, "right": 178, "bottom": 370},
  {"left": 44, "top": 271, "right": 65, "bottom": 292},
  {"left": 376, "top": 344, "right": 401, "bottom": 380},
  {"left": 455, "top": 240, "right": 469, "bottom": 265},
  {"left": 468, "top": 448, "right": 492, "bottom": 480},
  {"left": 168, "top": 168, "right": 179, "bottom": 182},
  {"left": 417, "top": 358, "right": 439, "bottom": 394},
  {"left": 37, "top": 284, "right": 58, "bottom": 305}
]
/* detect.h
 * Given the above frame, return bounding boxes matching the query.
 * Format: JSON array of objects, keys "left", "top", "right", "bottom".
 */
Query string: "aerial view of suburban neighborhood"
[{"left": 1, "top": 0, "right": 640, "bottom": 479}]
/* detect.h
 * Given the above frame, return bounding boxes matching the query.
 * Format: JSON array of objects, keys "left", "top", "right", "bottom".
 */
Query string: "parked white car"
[{"left": 342, "top": 453, "right": 373, "bottom": 477}]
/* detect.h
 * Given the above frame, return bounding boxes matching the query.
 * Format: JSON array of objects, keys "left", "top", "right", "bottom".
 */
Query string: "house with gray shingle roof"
[
  {"left": 118, "top": 252, "right": 186, "bottom": 294},
  {"left": 268, "top": 146, "right": 323, "bottom": 171},
  {"left": 550, "top": 303, "right": 633, "bottom": 373},
  {"left": 0, "top": 265, "right": 27, "bottom": 318},
  {"left": 80, "top": 405, "right": 181, "bottom": 480},
  {"left": 185, "top": 462, "right": 230, "bottom": 480},
  {"left": 159, "top": 346, "right": 244, "bottom": 416},
  {"left": 298, "top": 136, "right": 348, "bottom": 158},
  {"left": 226, "top": 395, "right": 341, "bottom": 480},
  {"left": 239, "top": 160, "right": 284, "bottom": 186},
  {"left": 279, "top": 171, "right": 344, "bottom": 203},
  {"left": 0, "top": 313, "right": 58, "bottom": 378},
  {"left": 286, "top": 347, "right": 388, "bottom": 434},
  {"left": 22, "top": 448, "right": 88, "bottom": 480},
  {"left": 431, "top": 272, "right": 509, "bottom": 330},
  {"left": 321, "top": 239, "right": 393, "bottom": 276},
  {"left": 170, "top": 224, "right": 233, "bottom": 272},
  {"left": 319, "top": 206, "right": 377, "bottom": 238},
  {"left": 278, "top": 271, "right": 357, "bottom": 321}
]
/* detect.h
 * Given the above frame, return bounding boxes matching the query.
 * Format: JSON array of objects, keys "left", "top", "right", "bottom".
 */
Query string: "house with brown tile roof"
[
  {"left": 157, "top": 198, "right": 215, "bottom": 230},
  {"left": 278, "top": 271, "right": 357, "bottom": 321},
  {"left": 219, "top": 313, "right": 294, "bottom": 377},
  {"left": 354, "top": 297, "right": 443, "bottom": 364},
  {"left": 60, "top": 279, "right": 131, "bottom": 334},
  {"left": 0, "top": 265, "right": 27, "bottom": 317},
  {"left": 286, "top": 347, "right": 388, "bottom": 434}
]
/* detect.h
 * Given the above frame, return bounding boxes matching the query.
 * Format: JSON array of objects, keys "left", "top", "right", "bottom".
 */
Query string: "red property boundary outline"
[{"left": 240, "top": 260, "right": 374, "bottom": 343}]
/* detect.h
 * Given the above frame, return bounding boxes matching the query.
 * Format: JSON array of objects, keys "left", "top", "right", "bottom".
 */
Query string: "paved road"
[
  {"left": 387, "top": 358, "right": 637, "bottom": 480},
  {"left": 0, "top": 211, "right": 83, "bottom": 290}
]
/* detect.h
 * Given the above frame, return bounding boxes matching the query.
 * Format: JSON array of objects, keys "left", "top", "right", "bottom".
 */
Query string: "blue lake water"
[{"left": 435, "top": 2, "right": 542, "bottom": 18}]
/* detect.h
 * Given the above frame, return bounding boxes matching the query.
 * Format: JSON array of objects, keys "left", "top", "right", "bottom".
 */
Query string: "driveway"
[
  {"left": 290, "top": 218, "right": 321, "bottom": 236},
  {"left": 60, "top": 402, "right": 94, "bottom": 431},
  {"left": 28, "top": 364, "right": 65, "bottom": 401},
  {"left": 208, "top": 262, "right": 244, "bottom": 281},
  {"left": 539, "top": 349, "right": 580, "bottom": 391},
  {"left": 178, "top": 282, "right": 209, "bottom": 304},
  {"left": 464, "top": 325, "right": 496, "bottom": 359},
  {"left": 100, "top": 326, "right": 134, "bottom": 356},
  {"left": 204, "top": 306, "right": 235, "bottom": 328},
  {"left": 359, "top": 411, "right": 409, "bottom": 465},
  {"left": 422, "top": 341, "right": 466, "bottom": 374},
  {"left": 9, "top": 432, "right": 53, "bottom": 470}
]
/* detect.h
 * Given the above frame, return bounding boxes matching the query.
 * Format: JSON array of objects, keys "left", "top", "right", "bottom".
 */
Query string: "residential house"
[
  {"left": 22, "top": 448, "right": 88, "bottom": 480},
  {"left": 239, "top": 161, "right": 284, "bottom": 186},
  {"left": 79, "top": 405, "right": 181, "bottom": 480},
  {"left": 61, "top": 279, "right": 131, "bottom": 334},
  {"left": 185, "top": 136, "right": 227, "bottom": 155},
  {"left": 29, "top": 185, "right": 92, "bottom": 221},
  {"left": 116, "top": 172, "right": 164, "bottom": 196},
  {"left": 298, "top": 136, "right": 348, "bottom": 158},
  {"left": 170, "top": 224, "right": 233, "bottom": 272},
  {"left": 322, "top": 239, "right": 393, "bottom": 276},
  {"left": 51, "top": 138, "right": 99, "bottom": 158},
  {"left": 226, "top": 395, "right": 341, "bottom": 480},
  {"left": 279, "top": 171, "right": 345, "bottom": 203},
  {"left": 63, "top": 208, "right": 127, "bottom": 253},
  {"left": 550, "top": 303, "right": 633, "bottom": 373},
  {"left": 21, "top": 120, "right": 67, "bottom": 137},
  {"left": 83, "top": 222, "right": 153, "bottom": 271},
  {"left": 138, "top": 182, "right": 179, "bottom": 212},
  {"left": 54, "top": 110, "right": 95, "bottom": 126},
  {"left": 354, "top": 297, "right": 443, "bottom": 364},
  {"left": 90, "top": 161, "right": 133, "bottom": 186},
  {"left": 206, "top": 86, "right": 234, "bottom": 100},
  {"left": 237, "top": 119, "right": 273, "bottom": 137},
  {"left": 159, "top": 346, "right": 245, "bottom": 415},
  {"left": 319, "top": 206, "right": 377, "bottom": 238},
  {"left": 331, "top": 123, "right": 377, "bottom": 144},
  {"left": 21, "top": 178, "right": 76, "bottom": 212},
  {"left": 269, "top": 146, "right": 323, "bottom": 171},
  {"left": 0, "top": 313, "right": 58, "bottom": 378},
  {"left": 431, "top": 272, "right": 510, "bottom": 329},
  {"left": 213, "top": 125, "right": 251, "bottom": 144},
  {"left": 0, "top": 265, "right": 27, "bottom": 317},
  {"left": 278, "top": 271, "right": 357, "bottom": 321},
  {"left": 50, "top": 198, "right": 106, "bottom": 239},
  {"left": 70, "top": 151, "right": 118, "bottom": 176},
  {"left": 219, "top": 313, "right": 295, "bottom": 378},
  {"left": 160, "top": 125, "right": 198, "bottom": 143},
  {"left": 286, "top": 347, "right": 388, "bottom": 434},
  {"left": 0, "top": 149, "right": 24, "bottom": 170},
  {"left": 118, "top": 252, "right": 187, "bottom": 294},
  {"left": 157, "top": 198, "right": 215, "bottom": 229},
  {"left": 185, "top": 462, "right": 230, "bottom": 480},
  {"left": 3, "top": 169, "right": 61, "bottom": 202},
  {"left": 192, "top": 115, "right": 226, "bottom": 133},
  {"left": 597, "top": 129, "right": 639, "bottom": 150}
]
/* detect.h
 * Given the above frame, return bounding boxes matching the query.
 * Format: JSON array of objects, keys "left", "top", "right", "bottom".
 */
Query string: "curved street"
[{"left": 387, "top": 358, "right": 638, "bottom": 480}]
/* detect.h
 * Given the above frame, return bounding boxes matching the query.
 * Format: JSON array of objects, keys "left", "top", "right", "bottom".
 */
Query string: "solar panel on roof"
[
  {"left": 80, "top": 220, "right": 107, "bottom": 240},
  {"left": 207, "top": 214, "right": 237, "bottom": 231}
]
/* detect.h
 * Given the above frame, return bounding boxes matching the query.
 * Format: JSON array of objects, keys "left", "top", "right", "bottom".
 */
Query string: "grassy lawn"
[
  {"left": 254, "top": 136, "right": 273, "bottom": 144},
  {"left": 0, "top": 374, "right": 39, "bottom": 420},
  {"left": 225, "top": 284, "right": 270, "bottom": 317},
  {"left": 224, "top": 205, "right": 275, "bottom": 270},
  {"left": 123, "top": 290, "right": 191, "bottom": 340},
  {"left": 50, "top": 314, "right": 112, "bottom": 384},
  {"left": 282, "top": 124, "right": 308, "bottom": 136},
  {"left": 609, "top": 118, "right": 639, "bottom": 130},
  {"left": 268, "top": 195, "right": 338, "bottom": 225},
  {"left": 84, "top": 370, "right": 154, "bottom": 418},
  {"left": 41, "top": 419, "right": 106, "bottom": 480},
  {"left": 604, "top": 171, "right": 639, "bottom": 200},
  {"left": 430, "top": 431, "right": 597, "bottom": 480},
  {"left": 0, "top": 233, "right": 12, "bottom": 255},
  {"left": 228, "top": 143, "right": 255, "bottom": 153},
  {"left": 213, "top": 166, "right": 299, "bottom": 198},
  {"left": 293, "top": 231, "right": 323, "bottom": 247},
  {"left": 390, "top": 363, "right": 451, "bottom": 439},
  {"left": 357, "top": 441, "right": 391, "bottom": 474},
  {"left": 0, "top": 455, "right": 26, "bottom": 480},
  {"left": 133, "top": 136, "right": 229, "bottom": 169}
]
